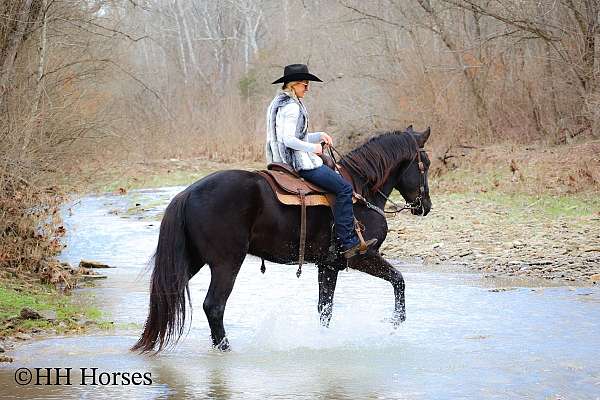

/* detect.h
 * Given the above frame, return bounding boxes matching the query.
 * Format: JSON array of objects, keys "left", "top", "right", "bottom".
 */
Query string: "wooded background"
[{"left": 1, "top": 0, "right": 598, "bottom": 272}]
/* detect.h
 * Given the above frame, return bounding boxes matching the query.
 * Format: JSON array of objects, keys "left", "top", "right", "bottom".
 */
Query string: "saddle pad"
[{"left": 275, "top": 192, "right": 333, "bottom": 207}]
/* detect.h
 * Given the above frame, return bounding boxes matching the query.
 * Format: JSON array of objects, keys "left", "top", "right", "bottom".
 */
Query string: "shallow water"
[{"left": 1, "top": 187, "right": 599, "bottom": 399}]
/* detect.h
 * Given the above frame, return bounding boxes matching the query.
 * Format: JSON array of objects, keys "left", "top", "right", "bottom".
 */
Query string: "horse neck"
[
  {"left": 347, "top": 161, "right": 406, "bottom": 210},
  {"left": 341, "top": 134, "right": 417, "bottom": 208},
  {"left": 375, "top": 177, "right": 398, "bottom": 209}
]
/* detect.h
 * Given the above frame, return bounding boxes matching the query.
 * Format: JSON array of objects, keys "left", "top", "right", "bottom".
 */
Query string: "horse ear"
[{"left": 417, "top": 127, "right": 431, "bottom": 147}]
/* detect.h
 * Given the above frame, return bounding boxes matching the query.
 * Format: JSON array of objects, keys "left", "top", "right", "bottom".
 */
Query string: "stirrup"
[{"left": 341, "top": 238, "right": 378, "bottom": 259}]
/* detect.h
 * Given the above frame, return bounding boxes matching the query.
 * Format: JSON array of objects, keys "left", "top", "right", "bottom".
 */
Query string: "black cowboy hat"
[{"left": 271, "top": 63, "right": 323, "bottom": 84}]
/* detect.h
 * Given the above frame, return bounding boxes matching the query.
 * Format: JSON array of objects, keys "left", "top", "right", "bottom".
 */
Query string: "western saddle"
[{"left": 255, "top": 161, "right": 369, "bottom": 277}]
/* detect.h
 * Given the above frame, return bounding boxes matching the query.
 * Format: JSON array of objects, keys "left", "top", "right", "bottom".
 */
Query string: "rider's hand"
[
  {"left": 321, "top": 132, "right": 333, "bottom": 146},
  {"left": 314, "top": 143, "right": 323, "bottom": 155}
]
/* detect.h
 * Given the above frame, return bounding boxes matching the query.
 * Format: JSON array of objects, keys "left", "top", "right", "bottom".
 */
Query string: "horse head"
[
  {"left": 392, "top": 126, "right": 432, "bottom": 216},
  {"left": 339, "top": 126, "right": 433, "bottom": 216}
]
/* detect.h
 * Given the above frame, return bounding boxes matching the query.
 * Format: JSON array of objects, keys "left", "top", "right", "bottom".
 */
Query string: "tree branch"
[{"left": 338, "top": 1, "right": 406, "bottom": 28}]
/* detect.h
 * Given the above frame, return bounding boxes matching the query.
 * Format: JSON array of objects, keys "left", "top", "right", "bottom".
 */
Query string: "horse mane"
[{"left": 340, "top": 130, "right": 416, "bottom": 193}]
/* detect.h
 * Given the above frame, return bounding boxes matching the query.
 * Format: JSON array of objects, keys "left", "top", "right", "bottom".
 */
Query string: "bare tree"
[
  {"left": 439, "top": 0, "right": 599, "bottom": 138},
  {"left": 0, "top": 0, "right": 41, "bottom": 107}
]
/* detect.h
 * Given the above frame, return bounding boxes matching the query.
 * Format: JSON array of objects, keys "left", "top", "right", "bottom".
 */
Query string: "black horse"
[{"left": 132, "top": 127, "right": 432, "bottom": 353}]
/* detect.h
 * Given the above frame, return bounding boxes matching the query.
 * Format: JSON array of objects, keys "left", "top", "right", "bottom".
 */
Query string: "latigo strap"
[
  {"left": 297, "top": 190, "right": 307, "bottom": 278},
  {"left": 354, "top": 218, "right": 368, "bottom": 252}
]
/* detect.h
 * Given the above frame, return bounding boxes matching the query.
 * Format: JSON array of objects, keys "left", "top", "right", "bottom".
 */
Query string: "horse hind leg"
[{"left": 203, "top": 253, "right": 245, "bottom": 351}]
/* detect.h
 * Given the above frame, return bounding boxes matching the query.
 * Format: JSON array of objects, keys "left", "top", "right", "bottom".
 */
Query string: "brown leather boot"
[{"left": 341, "top": 238, "right": 378, "bottom": 259}]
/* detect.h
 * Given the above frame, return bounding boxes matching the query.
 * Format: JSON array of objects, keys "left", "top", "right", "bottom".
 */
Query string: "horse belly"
[{"left": 185, "top": 170, "right": 332, "bottom": 265}]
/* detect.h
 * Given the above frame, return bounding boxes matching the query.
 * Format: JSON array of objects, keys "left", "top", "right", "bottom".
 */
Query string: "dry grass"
[
  {"left": 0, "top": 177, "right": 66, "bottom": 277},
  {"left": 430, "top": 140, "right": 600, "bottom": 196}
]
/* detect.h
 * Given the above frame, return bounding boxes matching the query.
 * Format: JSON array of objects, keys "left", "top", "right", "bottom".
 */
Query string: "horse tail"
[{"left": 131, "top": 190, "right": 193, "bottom": 353}]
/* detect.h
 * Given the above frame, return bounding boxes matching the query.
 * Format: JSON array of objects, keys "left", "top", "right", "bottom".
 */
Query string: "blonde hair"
[{"left": 281, "top": 81, "right": 302, "bottom": 100}]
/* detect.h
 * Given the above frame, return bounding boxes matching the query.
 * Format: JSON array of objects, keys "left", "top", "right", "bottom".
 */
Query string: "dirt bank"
[
  {"left": 381, "top": 198, "right": 599, "bottom": 284},
  {"left": 379, "top": 140, "right": 599, "bottom": 284}
]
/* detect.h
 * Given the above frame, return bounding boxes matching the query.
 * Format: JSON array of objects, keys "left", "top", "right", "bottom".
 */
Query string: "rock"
[
  {"left": 77, "top": 319, "right": 96, "bottom": 327},
  {"left": 512, "top": 240, "right": 526, "bottom": 248},
  {"left": 582, "top": 247, "right": 600, "bottom": 253},
  {"left": 79, "top": 260, "right": 114, "bottom": 269},
  {"left": 19, "top": 307, "right": 42, "bottom": 320},
  {"left": 80, "top": 274, "right": 107, "bottom": 280},
  {"left": 489, "top": 288, "right": 517, "bottom": 292},
  {"left": 0, "top": 344, "right": 4, "bottom": 353},
  {"left": 40, "top": 310, "right": 57, "bottom": 321},
  {"left": 14, "top": 333, "right": 32, "bottom": 341},
  {"left": 59, "top": 262, "right": 72, "bottom": 269},
  {"left": 527, "top": 260, "right": 552, "bottom": 266},
  {"left": 0, "top": 355, "right": 13, "bottom": 363}
]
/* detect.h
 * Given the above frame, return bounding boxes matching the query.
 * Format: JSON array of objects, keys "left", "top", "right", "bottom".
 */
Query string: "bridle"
[
  {"left": 325, "top": 135, "right": 429, "bottom": 216},
  {"left": 371, "top": 144, "right": 427, "bottom": 216}
]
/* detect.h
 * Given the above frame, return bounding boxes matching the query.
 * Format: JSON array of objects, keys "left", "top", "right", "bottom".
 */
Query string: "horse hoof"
[
  {"left": 319, "top": 316, "right": 331, "bottom": 327},
  {"left": 214, "top": 337, "right": 231, "bottom": 352}
]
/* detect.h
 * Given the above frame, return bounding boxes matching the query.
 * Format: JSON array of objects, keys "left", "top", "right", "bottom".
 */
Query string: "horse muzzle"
[{"left": 410, "top": 196, "right": 431, "bottom": 216}]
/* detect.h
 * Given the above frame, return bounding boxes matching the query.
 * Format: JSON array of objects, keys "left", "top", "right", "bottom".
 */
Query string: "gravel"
[{"left": 380, "top": 195, "right": 600, "bottom": 284}]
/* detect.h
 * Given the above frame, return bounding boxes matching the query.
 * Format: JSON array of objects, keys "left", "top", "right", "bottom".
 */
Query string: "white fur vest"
[{"left": 265, "top": 92, "right": 323, "bottom": 171}]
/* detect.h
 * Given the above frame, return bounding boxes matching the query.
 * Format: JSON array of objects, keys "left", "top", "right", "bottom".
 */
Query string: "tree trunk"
[
  {"left": 415, "top": 0, "right": 497, "bottom": 138},
  {"left": 0, "top": 0, "right": 35, "bottom": 106},
  {"left": 31, "top": 0, "right": 48, "bottom": 116},
  {"left": 172, "top": 1, "right": 188, "bottom": 81},
  {"left": 581, "top": 0, "right": 598, "bottom": 95},
  {"left": 24, "top": 0, "right": 48, "bottom": 151}
]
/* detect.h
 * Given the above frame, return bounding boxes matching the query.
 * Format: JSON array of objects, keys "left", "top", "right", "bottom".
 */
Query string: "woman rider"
[{"left": 265, "top": 63, "right": 377, "bottom": 259}]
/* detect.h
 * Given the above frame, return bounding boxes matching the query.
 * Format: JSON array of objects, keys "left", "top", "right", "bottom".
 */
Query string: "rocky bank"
[{"left": 380, "top": 194, "right": 600, "bottom": 284}]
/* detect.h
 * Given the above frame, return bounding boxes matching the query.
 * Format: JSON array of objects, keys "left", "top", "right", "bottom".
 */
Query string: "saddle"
[
  {"left": 257, "top": 162, "right": 356, "bottom": 207},
  {"left": 255, "top": 161, "right": 367, "bottom": 278}
]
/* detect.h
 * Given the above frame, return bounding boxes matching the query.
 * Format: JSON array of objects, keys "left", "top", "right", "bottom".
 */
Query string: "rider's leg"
[{"left": 298, "top": 165, "right": 374, "bottom": 254}]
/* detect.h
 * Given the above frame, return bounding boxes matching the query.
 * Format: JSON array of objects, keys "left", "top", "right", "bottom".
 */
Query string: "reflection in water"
[
  {"left": 0, "top": 188, "right": 599, "bottom": 399},
  {"left": 206, "top": 364, "right": 231, "bottom": 400}
]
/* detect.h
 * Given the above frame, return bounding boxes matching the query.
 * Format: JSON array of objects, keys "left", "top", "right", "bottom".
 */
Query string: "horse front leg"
[
  {"left": 317, "top": 264, "right": 340, "bottom": 327},
  {"left": 348, "top": 253, "right": 406, "bottom": 325}
]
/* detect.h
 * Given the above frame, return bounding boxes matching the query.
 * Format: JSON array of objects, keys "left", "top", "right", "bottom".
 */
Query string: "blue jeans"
[{"left": 298, "top": 165, "right": 360, "bottom": 250}]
